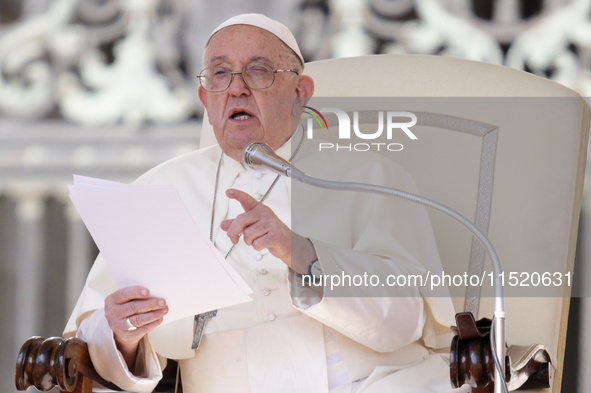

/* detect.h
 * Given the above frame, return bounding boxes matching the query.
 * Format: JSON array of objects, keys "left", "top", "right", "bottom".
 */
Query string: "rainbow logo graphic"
[{"left": 303, "top": 106, "right": 328, "bottom": 130}]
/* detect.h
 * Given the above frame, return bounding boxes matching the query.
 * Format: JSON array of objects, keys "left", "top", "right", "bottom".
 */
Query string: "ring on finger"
[{"left": 125, "top": 317, "right": 137, "bottom": 332}]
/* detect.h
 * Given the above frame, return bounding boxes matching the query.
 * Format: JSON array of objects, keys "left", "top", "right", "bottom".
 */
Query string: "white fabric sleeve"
[
  {"left": 76, "top": 309, "right": 163, "bottom": 392},
  {"left": 289, "top": 241, "right": 425, "bottom": 353}
]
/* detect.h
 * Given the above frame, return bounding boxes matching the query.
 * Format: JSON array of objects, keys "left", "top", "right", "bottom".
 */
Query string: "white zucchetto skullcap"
[{"left": 208, "top": 13, "right": 304, "bottom": 66}]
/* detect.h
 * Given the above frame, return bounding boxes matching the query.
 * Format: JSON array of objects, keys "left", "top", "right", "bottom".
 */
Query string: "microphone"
[
  {"left": 242, "top": 142, "right": 294, "bottom": 177},
  {"left": 242, "top": 141, "right": 507, "bottom": 393}
]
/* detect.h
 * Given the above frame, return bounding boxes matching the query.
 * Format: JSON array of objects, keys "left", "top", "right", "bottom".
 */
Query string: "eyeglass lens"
[{"left": 201, "top": 64, "right": 274, "bottom": 91}]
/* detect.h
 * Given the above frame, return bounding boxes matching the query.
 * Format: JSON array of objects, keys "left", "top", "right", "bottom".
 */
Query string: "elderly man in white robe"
[{"left": 64, "top": 13, "right": 466, "bottom": 393}]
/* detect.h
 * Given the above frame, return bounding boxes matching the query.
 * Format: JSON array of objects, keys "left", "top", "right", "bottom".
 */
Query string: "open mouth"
[{"left": 230, "top": 109, "right": 254, "bottom": 121}]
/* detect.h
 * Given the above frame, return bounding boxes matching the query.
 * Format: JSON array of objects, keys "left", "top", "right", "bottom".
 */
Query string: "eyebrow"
[{"left": 207, "top": 56, "right": 274, "bottom": 66}]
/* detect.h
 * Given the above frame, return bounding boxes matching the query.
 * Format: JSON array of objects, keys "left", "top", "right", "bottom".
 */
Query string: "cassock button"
[
  {"left": 254, "top": 192, "right": 262, "bottom": 200},
  {"left": 255, "top": 171, "right": 263, "bottom": 180},
  {"left": 254, "top": 253, "right": 263, "bottom": 261},
  {"left": 259, "top": 268, "right": 268, "bottom": 275},
  {"left": 267, "top": 313, "right": 276, "bottom": 321},
  {"left": 262, "top": 288, "right": 271, "bottom": 296}
]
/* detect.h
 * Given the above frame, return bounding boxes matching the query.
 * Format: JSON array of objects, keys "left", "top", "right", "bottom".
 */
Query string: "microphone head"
[
  {"left": 242, "top": 142, "right": 274, "bottom": 167},
  {"left": 242, "top": 142, "right": 292, "bottom": 176}
]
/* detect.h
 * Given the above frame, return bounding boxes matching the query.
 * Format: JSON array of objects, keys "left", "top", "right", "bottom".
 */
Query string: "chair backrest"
[{"left": 199, "top": 54, "right": 590, "bottom": 392}]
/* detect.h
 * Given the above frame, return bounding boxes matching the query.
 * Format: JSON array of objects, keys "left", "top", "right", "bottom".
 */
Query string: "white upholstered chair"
[
  {"left": 200, "top": 54, "right": 590, "bottom": 392},
  {"left": 16, "top": 54, "right": 588, "bottom": 393}
]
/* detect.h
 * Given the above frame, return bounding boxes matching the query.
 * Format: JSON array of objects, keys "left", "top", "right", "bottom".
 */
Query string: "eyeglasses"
[{"left": 196, "top": 63, "right": 298, "bottom": 92}]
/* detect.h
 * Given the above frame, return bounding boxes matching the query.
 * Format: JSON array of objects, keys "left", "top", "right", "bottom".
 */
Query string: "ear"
[
  {"left": 292, "top": 75, "right": 315, "bottom": 116},
  {"left": 198, "top": 86, "right": 212, "bottom": 124},
  {"left": 295, "top": 75, "right": 314, "bottom": 104},
  {"left": 198, "top": 85, "right": 207, "bottom": 106}
]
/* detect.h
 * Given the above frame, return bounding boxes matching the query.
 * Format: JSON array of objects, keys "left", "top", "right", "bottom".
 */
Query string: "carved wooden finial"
[{"left": 15, "top": 336, "right": 119, "bottom": 393}]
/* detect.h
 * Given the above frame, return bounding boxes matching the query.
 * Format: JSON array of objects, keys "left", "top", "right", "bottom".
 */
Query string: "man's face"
[{"left": 198, "top": 25, "right": 313, "bottom": 161}]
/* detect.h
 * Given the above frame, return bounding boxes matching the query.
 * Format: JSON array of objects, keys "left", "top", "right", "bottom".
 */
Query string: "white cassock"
[{"left": 64, "top": 127, "right": 467, "bottom": 393}]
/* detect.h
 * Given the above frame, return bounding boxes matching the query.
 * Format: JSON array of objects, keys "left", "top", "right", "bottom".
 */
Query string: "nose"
[{"left": 227, "top": 71, "right": 251, "bottom": 96}]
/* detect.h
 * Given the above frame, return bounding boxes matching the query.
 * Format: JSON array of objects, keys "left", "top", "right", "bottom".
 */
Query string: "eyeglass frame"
[{"left": 196, "top": 63, "right": 299, "bottom": 92}]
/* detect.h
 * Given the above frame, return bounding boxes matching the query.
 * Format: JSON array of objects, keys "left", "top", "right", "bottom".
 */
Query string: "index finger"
[
  {"left": 226, "top": 188, "right": 259, "bottom": 212},
  {"left": 108, "top": 286, "right": 151, "bottom": 305}
]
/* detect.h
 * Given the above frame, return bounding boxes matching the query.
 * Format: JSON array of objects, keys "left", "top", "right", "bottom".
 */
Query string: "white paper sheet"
[{"left": 68, "top": 175, "right": 252, "bottom": 325}]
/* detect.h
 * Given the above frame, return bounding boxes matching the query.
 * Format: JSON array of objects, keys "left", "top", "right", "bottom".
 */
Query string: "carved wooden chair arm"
[
  {"left": 450, "top": 312, "right": 553, "bottom": 392},
  {"left": 15, "top": 336, "right": 121, "bottom": 393}
]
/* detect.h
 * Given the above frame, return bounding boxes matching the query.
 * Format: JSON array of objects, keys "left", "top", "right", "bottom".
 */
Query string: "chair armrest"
[{"left": 15, "top": 336, "right": 121, "bottom": 393}]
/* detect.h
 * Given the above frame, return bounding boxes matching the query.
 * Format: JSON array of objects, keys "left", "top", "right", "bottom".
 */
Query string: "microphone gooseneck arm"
[
  {"left": 242, "top": 142, "right": 507, "bottom": 393},
  {"left": 289, "top": 167, "right": 505, "bottom": 305}
]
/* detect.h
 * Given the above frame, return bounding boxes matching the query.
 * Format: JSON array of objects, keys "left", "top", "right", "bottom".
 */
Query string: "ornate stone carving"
[
  {"left": 2, "top": 0, "right": 590, "bottom": 125},
  {"left": 0, "top": 0, "right": 195, "bottom": 125}
]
